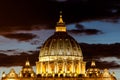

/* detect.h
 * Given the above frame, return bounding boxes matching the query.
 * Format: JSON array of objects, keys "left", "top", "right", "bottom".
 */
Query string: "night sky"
[
  {"left": 0, "top": 0, "right": 120, "bottom": 79},
  {"left": 0, "top": 0, "right": 120, "bottom": 26}
]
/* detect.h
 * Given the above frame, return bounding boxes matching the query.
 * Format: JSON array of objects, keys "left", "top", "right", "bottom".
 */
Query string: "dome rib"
[
  {"left": 48, "top": 38, "right": 54, "bottom": 56},
  {"left": 39, "top": 32, "right": 83, "bottom": 61},
  {"left": 39, "top": 13, "right": 83, "bottom": 61}
]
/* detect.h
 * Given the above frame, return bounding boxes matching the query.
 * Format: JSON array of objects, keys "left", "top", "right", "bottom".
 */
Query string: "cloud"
[
  {"left": 0, "top": 51, "right": 39, "bottom": 67},
  {"left": 86, "top": 60, "right": 120, "bottom": 69},
  {"left": 100, "top": 57, "right": 120, "bottom": 64},
  {"left": 101, "top": 17, "right": 120, "bottom": 23},
  {"left": 80, "top": 43, "right": 120, "bottom": 58},
  {"left": 3, "top": 33, "right": 37, "bottom": 41},
  {"left": 0, "top": 43, "right": 120, "bottom": 69},
  {"left": 0, "top": 0, "right": 119, "bottom": 27},
  {"left": 75, "top": 23, "right": 85, "bottom": 30},
  {"left": 68, "top": 29, "right": 102, "bottom": 35},
  {"left": 68, "top": 23, "right": 103, "bottom": 35},
  {"left": 84, "top": 29, "right": 103, "bottom": 35},
  {"left": 0, "top": 49, "right": 120, "bottom": 69},
  {"left": 0, "top": 0, "right": 119, "bottom": 34},
  {"left": 81, "top": 43, "right": 120, "bottom": 69},
  {"left": 0, "top": 25, "right": 48, "bottom": 35}
]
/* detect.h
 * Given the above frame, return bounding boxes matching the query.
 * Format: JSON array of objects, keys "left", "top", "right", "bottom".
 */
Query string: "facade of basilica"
[{"left": 1, "top": 13, "right": 117, "bottom": 80}]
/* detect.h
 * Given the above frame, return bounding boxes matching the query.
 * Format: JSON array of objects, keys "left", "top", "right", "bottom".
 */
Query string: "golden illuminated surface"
[
  {"left": 20, "top": 59, "right": 36, "bottom": 78},
  {"left": 1, "top": 12, "right": 117, "bottom": 80},
  {"left": 56, "top": 11, "right": 66, "bottom": 32},
  {"left": 39, "top": 32, "right": 83, "bottom": 59},
  {"left": 35, "top": 13, "right": 116, "bottom": 80},
  {"left": 36, "top": 12, "right": 86, "bottom": 77}
]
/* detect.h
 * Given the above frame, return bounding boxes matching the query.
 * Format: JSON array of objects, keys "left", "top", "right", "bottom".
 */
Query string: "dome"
[
  {"left": 20, "top": 59, "right": 36, "bottom": 78},
  {"left": 39, "top": 12, "right": 83, "bottom": 62},
  {"left": 36, "top": 12, "right": 86, "bottom": 76},
  {"left": 39, "top": 32, "right": 83, "bottom": 61},
  {"left": 86, "top": 61, "right": 101, "bottom": 77}
]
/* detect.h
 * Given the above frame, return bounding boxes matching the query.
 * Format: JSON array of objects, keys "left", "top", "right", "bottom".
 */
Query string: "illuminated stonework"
[
  {"left": 55, "top": 12, "right": 66, "bottom": 32},
  {"left": 2, "top": 59, "right": 36, "bottom": 80},
  {"left": 19, "top": 59, "right": 36, "bottom": 78},
  {"left": 36, "top": 12, "right": 86, "bottom": 77},
  {"left": 1, "top": 12, "right": 117, "bottom": 80},
  {"left": 2, "top": 68, "right": 19, "bottom": 80}
]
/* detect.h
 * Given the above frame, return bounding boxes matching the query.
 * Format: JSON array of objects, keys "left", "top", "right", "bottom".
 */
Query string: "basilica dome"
[{"left": 39, "top": 13, "right": 83, "bottom": 62}]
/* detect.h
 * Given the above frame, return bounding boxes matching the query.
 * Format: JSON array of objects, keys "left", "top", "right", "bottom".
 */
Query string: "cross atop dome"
[
  {"left": 58, "top": 11, "right": 64, "bottom": 23},
  {"left": 55, "top": 11, "right": 66, "bottom": 32}
]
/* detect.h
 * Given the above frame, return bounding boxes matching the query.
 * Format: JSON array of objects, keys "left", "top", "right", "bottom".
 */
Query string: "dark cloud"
[
  {"left": 101, "top": 17, "right": 120, "bottom": 23},
  {"left": 68, "top": 29, "right": 102, "bottom": 35},
  {"left": 68, "top": 23, "right": 103, "bottom": 35},
  {"left": 3, "top": 33, "right": 37, "bottom": 41},
  {"left": 0, "top": 0, "right": 119, "bottom": 27},
  {"left": 0, "top": 25, "right": 47, "bottom": 34},
  {"left": 86, "top": 60, "right": 120, "bottom": 69},
  {"left": 80, "top": 43, "right": 120, "bottom": 59},
  {"left": 0, "top": 43, "right": 120, "bottom": 69},
  {"left": 84, "top": 29, "right": 103, "bottom": 35},
  {"left": 75, "top": 23, "right": 85, "bottom": 30},
  {"left": 0, "top": 51, "right": 39, "bottom": 67},
  {"left": 82, "top": 43, "right": 120, "bottom": 69}
]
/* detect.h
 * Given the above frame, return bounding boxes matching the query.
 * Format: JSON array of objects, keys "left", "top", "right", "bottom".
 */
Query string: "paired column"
[
  {"left": 46, "top": 61, "right": 50, "bottom": 74},
  {"left": 40, "top": 62, "right": 43, "bottom": 74},
  {"left": 72, "top": 60, "right": 75, "bottom": 73},
  {"left": 63, "top": 59, "right": 67, "bottom": 77},
  {"left": 54, "top": 61, "right": 58, "bottom": 73}
]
